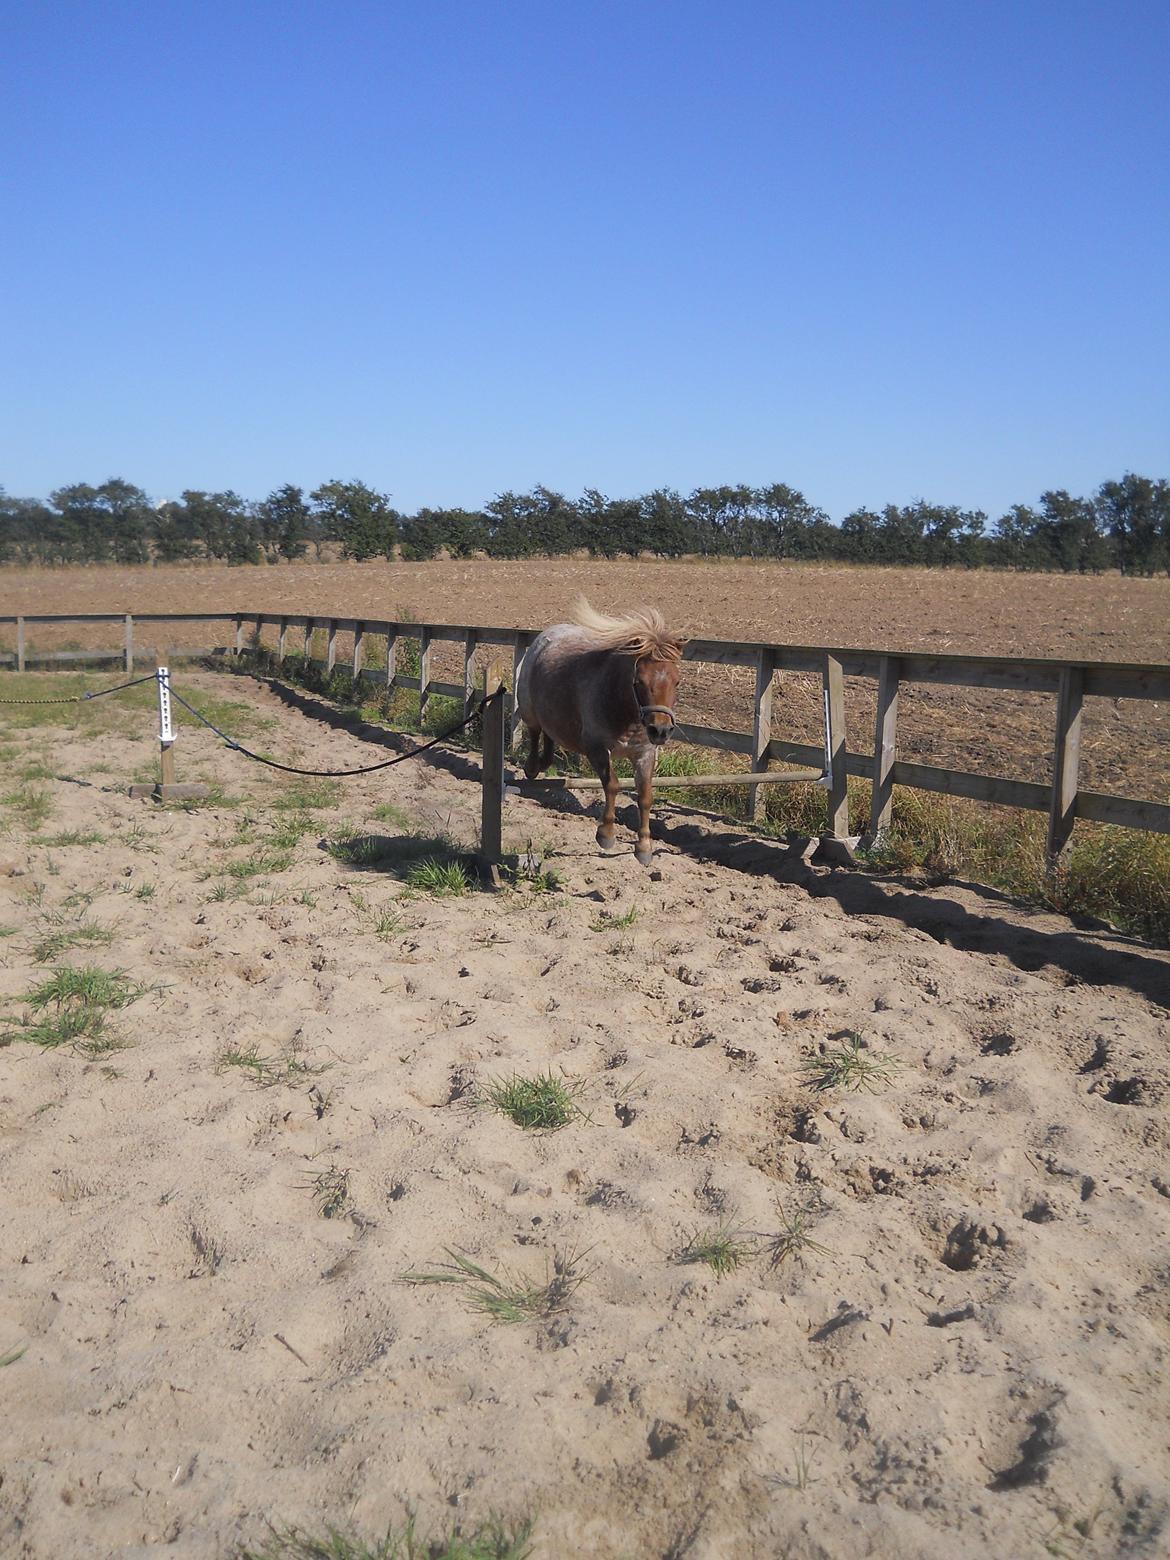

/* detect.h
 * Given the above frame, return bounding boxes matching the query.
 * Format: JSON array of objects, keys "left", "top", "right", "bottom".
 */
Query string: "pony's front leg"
[
  {"left": 590, "top": 748, "right": 620, "bottom": 851},
  {"left": 633, "top": 749, "right": 657, "bottom": 866}
]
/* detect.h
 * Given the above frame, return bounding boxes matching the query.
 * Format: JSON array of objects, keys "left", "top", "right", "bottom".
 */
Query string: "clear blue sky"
[{"left": 3, "top": 0, "right": 1167, "bottom": 522}]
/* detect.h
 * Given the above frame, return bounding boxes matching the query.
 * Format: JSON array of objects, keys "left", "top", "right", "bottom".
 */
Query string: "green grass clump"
[
  {"left": 38, "top": 830, "right": 104, "bottom": 848},
  {"left": 273, "top": 779, "right": 342, "bottom": 812},
  {"left": 765, "top": 1202, "right": 833, "bottom": 1268},
  {"left": 303, "top": 1164, "right": 351, "bottom": 1219},
  {"left": 239, "top": 1514, "right": 534, "bottom": 1560},
  {"left": 674, "top": 1221, "right": 757, "bottom": 1279},
  {"left": 2, "top": 785, "right": 52, "bottom": 830},
  {"left": 226, "top": 846, "right": 296, "bottom": 881},
  {"left": 481, "top": 1070, "right": 588, "bottom": 1131},
  {"left": 403, "top": 1247, "right": 588, "bottom": 1324},
  {"left": 403, "top": 858, "right": 473, "bottom": 896},
  {"left": 800, "top": 1031, "right": 901, "bottom": 1094},
  {"left": 590, "top": 905, "right": 639, "bottom": 932},
  {"left": 30, "top": 913, "right": 115, "bottom": 964},
  {"left": 216, "top": 1038, "right": 329, "bottom": 1088},
  {"left": 1, "top": 965, "right": 152, "bottom": 1056}
]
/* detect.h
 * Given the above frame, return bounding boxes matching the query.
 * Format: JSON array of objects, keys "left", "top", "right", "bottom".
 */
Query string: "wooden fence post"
[
  {"left": 511, "top": 631, "right": 534, "bottom": 747},
  {"left": 868, "top": 654, "right": 900, "bottom": 840},
  {"left": 278, "top": 617, "right": 288, "bottom": 663},
  {"left": 1047, "top": 665, "right": 1084, "bottom": 858},
  {"left": 749, "top": 647, "right": 774, "bottom": 822},
  {"left": 303, "top": 618, "right": 314, "bottom": 662},
  {"left": 124, "top": 613, "right": 134, "bottom": 673},
  {"left": 234, "top": 616, "right": 243, "bottom": 656},
  {"left": 463, "top": 629, "right": 478, "bottom": 718},
  {"left": 822, "top": 653, "right": 851, "bottom": 843},
  {"left": 352, "top": 620, "right": 365, "bottom": 685},
  {"left": 479, "top": 666, "right": 505, "bottom": 870},
  {"left": 418, "top": 628, "right": 433, "bottom": 724},
  {"left": 326, "top": 620, "right": 337, "bottom": 675},
  {"left": 16, "top": 617, "right": 25, "bottom": 674},
  {"left": 385, "top": 624, "right": 398, "bottom": 694}
]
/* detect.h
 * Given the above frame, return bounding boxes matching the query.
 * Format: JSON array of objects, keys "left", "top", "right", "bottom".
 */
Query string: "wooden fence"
[{"left": 2, "top": 610, "right": 1169, "bottom": 856}]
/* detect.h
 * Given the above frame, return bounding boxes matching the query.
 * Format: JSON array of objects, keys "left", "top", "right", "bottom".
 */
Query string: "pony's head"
[
  {"left": 570, "top": 597, "right": 686, "bottom": 745},
  {"left": 634, "top": 652, "right": 682, "bottom": 745}
]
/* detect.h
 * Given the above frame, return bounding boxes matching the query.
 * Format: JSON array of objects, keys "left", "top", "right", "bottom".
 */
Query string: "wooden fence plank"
[
  {"left": 870, "top": 655, "right": 900, "bottom": 838},
  {"left": 352, "top": 621, "right": 365, "bottom": 683},
  {"left": 1076, "top": 791, "right": 1170, "bottom": 833},
  {"left": 1047, "top": 665, "right": 1084, "bottom": 857},
  {"left": 326, "top": 620, "right": 337, "bottom": 674}
]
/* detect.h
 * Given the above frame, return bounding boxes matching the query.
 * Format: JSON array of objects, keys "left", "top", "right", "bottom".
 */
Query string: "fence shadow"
[
  {"left": 649, "top": 810, "right": 1170, "bottom": 1011},
  {"left": 254, "top": 672, "right": 1170, "bottom": 1009}
]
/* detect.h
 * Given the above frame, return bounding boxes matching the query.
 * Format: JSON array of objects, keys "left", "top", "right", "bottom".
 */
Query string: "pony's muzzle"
[{"left": 645, "top": 722, "right": 671, "bottom": 745}]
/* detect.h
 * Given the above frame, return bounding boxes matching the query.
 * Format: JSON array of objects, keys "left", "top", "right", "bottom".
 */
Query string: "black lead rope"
[{"left": 166, "top": 684, "right": 504, "bottom": 779}]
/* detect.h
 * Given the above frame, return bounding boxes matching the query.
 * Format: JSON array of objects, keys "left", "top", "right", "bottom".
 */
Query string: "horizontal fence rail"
[{"left": 2, "top": 610, "right": 1168, "bottom": 852}]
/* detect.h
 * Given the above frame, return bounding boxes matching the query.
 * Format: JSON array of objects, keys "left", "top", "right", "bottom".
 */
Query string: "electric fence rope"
[
  {"left": 166, "top": 683, "right": 504, "bottom": 779},
  {"left": 0, "top": 674, "right": 159, "bottom": 705}
]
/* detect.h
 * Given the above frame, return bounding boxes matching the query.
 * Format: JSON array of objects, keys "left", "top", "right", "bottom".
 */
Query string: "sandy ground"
[{"left": 1, "top": 671, "right": 1168, "bottom": 1559}]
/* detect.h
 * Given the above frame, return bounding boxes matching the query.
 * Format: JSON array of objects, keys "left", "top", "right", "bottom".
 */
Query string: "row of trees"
[{"left": 2, "top": 474, "right": 1168, "bottom": 574}]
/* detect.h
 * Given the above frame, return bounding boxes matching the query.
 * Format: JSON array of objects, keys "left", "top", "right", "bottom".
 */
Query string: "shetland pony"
[{"left": 516, "top": 599, "right": 685, "bottom": 865}]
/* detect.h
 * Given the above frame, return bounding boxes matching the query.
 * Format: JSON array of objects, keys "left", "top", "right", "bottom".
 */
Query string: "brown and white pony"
[{"left": 516, "top": 599, "right": 685, "bottom": 865}]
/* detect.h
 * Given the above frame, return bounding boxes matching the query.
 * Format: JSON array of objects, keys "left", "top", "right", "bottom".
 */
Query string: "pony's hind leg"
[{"left": 523, "top": 723, "right": 546, "bottom": 781}]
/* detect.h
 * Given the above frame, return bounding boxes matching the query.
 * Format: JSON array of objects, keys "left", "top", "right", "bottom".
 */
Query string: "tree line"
[{"left": 1, "top": 474, "right": 1168, "bottom": 574}]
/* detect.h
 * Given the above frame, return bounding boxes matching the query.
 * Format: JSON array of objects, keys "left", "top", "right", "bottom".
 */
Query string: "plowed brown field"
[{"left": 2, "top": 558, "right": 1169, "bottom": 799}]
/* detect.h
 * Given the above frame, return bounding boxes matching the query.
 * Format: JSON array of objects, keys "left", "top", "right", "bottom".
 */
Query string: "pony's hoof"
[
  {"left": 596, "top": 828, "right": 618, "bottom": 852},
  {"left": 635, "top": 845, "right": 654, "bottom": 867}
]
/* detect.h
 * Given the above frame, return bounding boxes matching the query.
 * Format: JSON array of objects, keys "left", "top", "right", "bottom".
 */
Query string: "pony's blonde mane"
[{"left": 569, "top": 597, "right": 685, "bottom": 662}]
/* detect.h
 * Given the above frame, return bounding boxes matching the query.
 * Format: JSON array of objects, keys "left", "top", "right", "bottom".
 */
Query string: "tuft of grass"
[
  {"left": 2, "top": 784, "right": 52, "bottom": 830},
  {"left": 303, "top": 1164, "right": 351, "bottom": 1219},
  {"left": 769, "top": 1434, "right": 821, "bottom": 1492},
  {"left": 0, "top": 1343, "right": 28, "bottom": 1369},
  {"left": 38, "top": 829, "right": 104, "bottom": 848},
  {"left": 499, "top": 850, "right": 562, "bottom": 893},
  {"left": 239, "top": 1514, "right": 534, "bottom": 1560},
  {"left": 480, "top": 1070, "right": 589, "bottom": 1131},
  {"left": 30, "top": 913, "right": 115, "bottom": 964},
  {"left": 800, "top": 1031, "right": 901, "bottom": 1094},
  {"left": 675, "top": 1220, "right": 757, "bottom": 1279},
  {"left": 273, "top": 779, "right": 342, "bottom": 812},
  {"left": 268, "top": 812, "right": 316, "bottom": 850},
  {"left": 764, "top": 1202, "right": 833, "bottom": 1267},
  {"left": 134, "top": 882, "right": 156, "bottom": 900},
  {"left": 590, "top": 905, "right": 639, "bottom": 932},
  {"left": 372, "top": 801, "right": 413, "bottom": 829},
  {"left": 403, "top": 1246, "right": 589, "bottom": 1324},
  {"left": 1, "top": 966, "right": 153, "bottom": 1056},
  {"left": 403, "top": 857, "right": 473, "bottom": 896},
  {"left": 226, "top": 846, "right": 295, "bottom": 881},
  {"left": 216, "top": 1037, "right": 329, "bottom": 1088}
]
